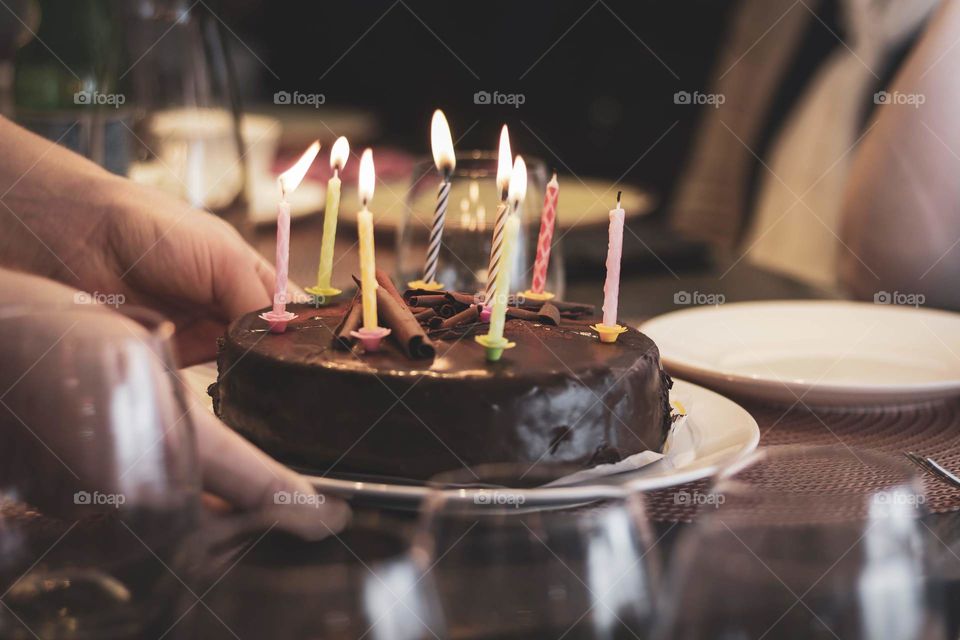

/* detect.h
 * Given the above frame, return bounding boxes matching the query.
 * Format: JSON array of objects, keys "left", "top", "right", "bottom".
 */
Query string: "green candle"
[
  {"left": 308, "top": 136, "right": 349, "bottom": 300},
  {"left": 488, "top": 213, "right": 520, "bottom": 342}
]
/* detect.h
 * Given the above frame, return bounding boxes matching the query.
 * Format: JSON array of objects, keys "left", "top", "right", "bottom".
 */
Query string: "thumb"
[{"left": 192, "top": 407, "right": 350, "bottom": 540}]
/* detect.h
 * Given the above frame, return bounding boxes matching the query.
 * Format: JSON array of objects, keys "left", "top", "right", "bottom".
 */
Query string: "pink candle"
[
  {"left": 272, "top": 197, "right": 291, "bottom": 314},
  {"left": 530, "top": 172, "right": 559, "bottom": 294},
  {"left": 602, "top": 192, "right": 625, "bottom": 326},
  {"left": 260, "top": 141, "right": 321, "bottom": 332}
]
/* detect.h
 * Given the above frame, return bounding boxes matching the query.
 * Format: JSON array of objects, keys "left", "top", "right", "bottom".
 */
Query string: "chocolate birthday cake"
[{"left": 210, "top": 275, "right": 673, "bottom": 480}]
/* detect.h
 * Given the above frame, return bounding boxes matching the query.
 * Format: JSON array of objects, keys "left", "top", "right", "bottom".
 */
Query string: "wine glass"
[
  {"left": 653, "top": 445, "right": 947, "bottom": 640},
  {"left": 396, "top": 152, "right": 564, "bottom": 297},
  {"left": 414, "top": 463, "right": 660, "bottom": 639},
  {"left": 195, "top": 513, "right": 446, "bottom": 640},
  {"left": 122, "top": 1, "right": 250, "bottom": 212},
  {"left": 0, "top": 303, "right": 200, "bottom": 639}
]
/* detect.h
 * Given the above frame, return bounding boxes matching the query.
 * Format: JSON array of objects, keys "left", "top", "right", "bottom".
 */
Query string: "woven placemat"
[{"left": 645, "top": 396, "right": 960, "bottom": 522}]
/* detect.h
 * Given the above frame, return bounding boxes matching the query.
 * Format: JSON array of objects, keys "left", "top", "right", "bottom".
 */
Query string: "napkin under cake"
[{"left": 210, "top": 283, "right": 673, "bottom": 480}]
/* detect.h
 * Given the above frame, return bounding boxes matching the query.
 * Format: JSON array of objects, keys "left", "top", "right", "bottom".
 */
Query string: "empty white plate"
[{"left": 641, "top": 300, "right": 960, "bottom": 406}]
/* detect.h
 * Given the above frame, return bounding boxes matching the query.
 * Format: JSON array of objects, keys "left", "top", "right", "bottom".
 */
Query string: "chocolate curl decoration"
[
  {"left": 413, "top": 308, "right": 436, "bottom": 322},
  {"left": 443, "top": 291, "right": 479, "bottom": 307},
  {"left": 375, "top": 269, "right": 405, "bottom": 305},
  {"left": 375, "top": 286, "right": 436, "bottom": 359},
  {"left": 405, "top": 293, "right": 447, "bottom": 308},
  {"left": 520, "top": 299, "right": 593, "bottom": 317},
  {"left": 437, "top": 303, "right": 458, "bottom": 318},
  {"left": 505, "top": 304, "right": 559, "bottom": 326},
  {"left": 432, "top": 304, "right": 480, "bottom": 330},
  {"left": 538, "top": 302, "right": 562, "bottom": 325},
  {"left": 334, "top": 293, "right": 363, "bottom": 349}
]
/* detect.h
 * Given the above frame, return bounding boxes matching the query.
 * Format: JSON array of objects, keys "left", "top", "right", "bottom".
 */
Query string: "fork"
[{"left": 904, "top": 451, "right": 960, "bottom": 489}]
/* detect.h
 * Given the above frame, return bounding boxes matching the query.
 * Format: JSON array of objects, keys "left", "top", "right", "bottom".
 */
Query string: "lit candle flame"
[
  {"left": 508, "top": 155, "right": 527, "bottom": 207},
  {"left": 330, "top": 136, "right": 350, "bottom": 172},
  {"left": 431, "top": 109, "right": 455, "bottom": 174},
  {"left": 279, "top": 140, "right": 321, "bottom": 198},
  {"left": 496, "top": 125, "right": 512, "bottom": 196},
  {"left": 358, "top": 148, "right": 375, "bottom": 207}
]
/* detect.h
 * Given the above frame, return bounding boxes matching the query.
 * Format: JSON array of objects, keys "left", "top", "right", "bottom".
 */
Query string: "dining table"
[{"left": 165, "top": 207, "right": 960, "bottom": 640}]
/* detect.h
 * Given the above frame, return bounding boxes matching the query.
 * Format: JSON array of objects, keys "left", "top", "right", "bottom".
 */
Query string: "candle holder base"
[
  {"left": 350, "top": 326, "right": 392, "bottom": 352},
  {"left": 521, "top": 290, "right": 555, "bottom": 302},
  {"left": 304, "top": 285, "right": 342, "bottom": 306},
  {"left": 590, "top": 323, "right": 628, "bottom": 344},
  {"left": 260, "top": 310, "right": 298, "bottom": 334},
  {"left": 479, "top": 306, "right": 492, "bottom": 323},
  {"left": 407, "top": 279, "right": 444, "bottom": 292},
  {"left": 474, "top": 334, "right": 516, "bottom": 362}
]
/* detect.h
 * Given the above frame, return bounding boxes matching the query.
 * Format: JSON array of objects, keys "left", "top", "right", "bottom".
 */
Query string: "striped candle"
[
  {"left": 483, "top": 125, "right": 513, "bottom": 304},
  {"left": 419, "top": 109, "right": 455, "bottom": 287},
  {"left": 483, "top": 200, "right": 509, "bottom": 303},
  {"left": 423, "top": 175, "right": 451, "bottom": 284},
  {"left": 530, "top": 172, "right": 559, "bottom": 294}
]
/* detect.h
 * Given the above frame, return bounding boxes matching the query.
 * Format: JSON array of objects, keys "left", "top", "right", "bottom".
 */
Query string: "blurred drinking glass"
[
  {"left": 414, "top": 463, "right": 659, "bottom": 639},
  {"left": 197, "top": 518, "right": 446, "bottom": 640},
  {"left": 397, "top": 153, "right": 564, "bottom": 297},
  {"left": 13, "top": 0, "right": 133, "bottom": 175},
  {"left": 122, "top": 0, "right": 256, "bottom": 212},
  {"left": 0, "top": 304, "right": 200, "bottom": 639},
  {"left": 653, "top": 446, "right": 947, "bottom": 640}
]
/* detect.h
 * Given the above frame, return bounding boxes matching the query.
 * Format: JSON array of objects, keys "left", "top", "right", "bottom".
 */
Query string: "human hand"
[
  {"left": 0, "top": 116, "right": 292, "bottom": 365},
  {"left": 0, "top": 269, "right": 348, "bottom": 541}
]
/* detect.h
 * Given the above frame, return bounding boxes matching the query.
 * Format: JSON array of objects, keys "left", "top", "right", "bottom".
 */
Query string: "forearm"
[
  {"left": 0, "top": 115, "right": 124, "bottom": 283},
  {"left": 839, "top": 1, "right": 960, "bottom": 310}
]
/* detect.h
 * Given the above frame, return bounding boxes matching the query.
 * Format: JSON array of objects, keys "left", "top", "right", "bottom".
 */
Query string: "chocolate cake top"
[{"left": 226, "top": 301, "right": 660, "bottom": 381}]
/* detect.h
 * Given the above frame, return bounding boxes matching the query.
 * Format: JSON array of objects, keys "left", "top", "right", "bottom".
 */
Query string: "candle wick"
[
  {"left": 443, "top": 167, "right": 452, "bottom": 182},
  {"left": 617, "top": 190, "right": 622, "bottom": 208}
]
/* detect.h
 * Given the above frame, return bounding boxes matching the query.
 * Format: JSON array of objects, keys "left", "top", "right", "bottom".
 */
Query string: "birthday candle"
[
  {"left": 530, "top": 172, "right": 559, "bottom": 295},
  {"left": 484, "top": 125, "right": 512, "bottom": 304},
  {"left": 272, "top": 141, "right": 321, "bottom": 315},
  {"left": 357, "top": 149, "right": 378, "bottom": 329},
  {"left": 488, "top": 156, "right": 527, "bottom": 340},
  {"left": 488, "top": 214, "right": 520, "bottom": 342},
  {"left": 314, "top": 136, "right": 350, "bottom": 293},
  {"left": 421, "top": 109, "right": 455, "bottom": 286},
  {"left": 602, "top": 192, "right": 625, "bottom": 327}
]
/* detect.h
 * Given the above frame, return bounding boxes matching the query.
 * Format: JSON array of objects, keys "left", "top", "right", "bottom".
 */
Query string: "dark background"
[{"left": 221, "top": 0, "right": 734, "bottom": 215}]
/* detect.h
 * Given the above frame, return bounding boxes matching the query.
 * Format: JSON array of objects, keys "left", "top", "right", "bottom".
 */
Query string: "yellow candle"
[
  {"left": 315, "top": 137, "right": 349, "bottom": 291},
  {"left": 488, "top": 214, "right": 519, "bottom": 342},
  {"left": 357, "top": 148, "right": 378, "bottom": 329}
]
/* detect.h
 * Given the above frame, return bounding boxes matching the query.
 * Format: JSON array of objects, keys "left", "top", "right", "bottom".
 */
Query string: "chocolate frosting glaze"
[{"left": 212, "top": 302, "right": 673, "bottom": 480}]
